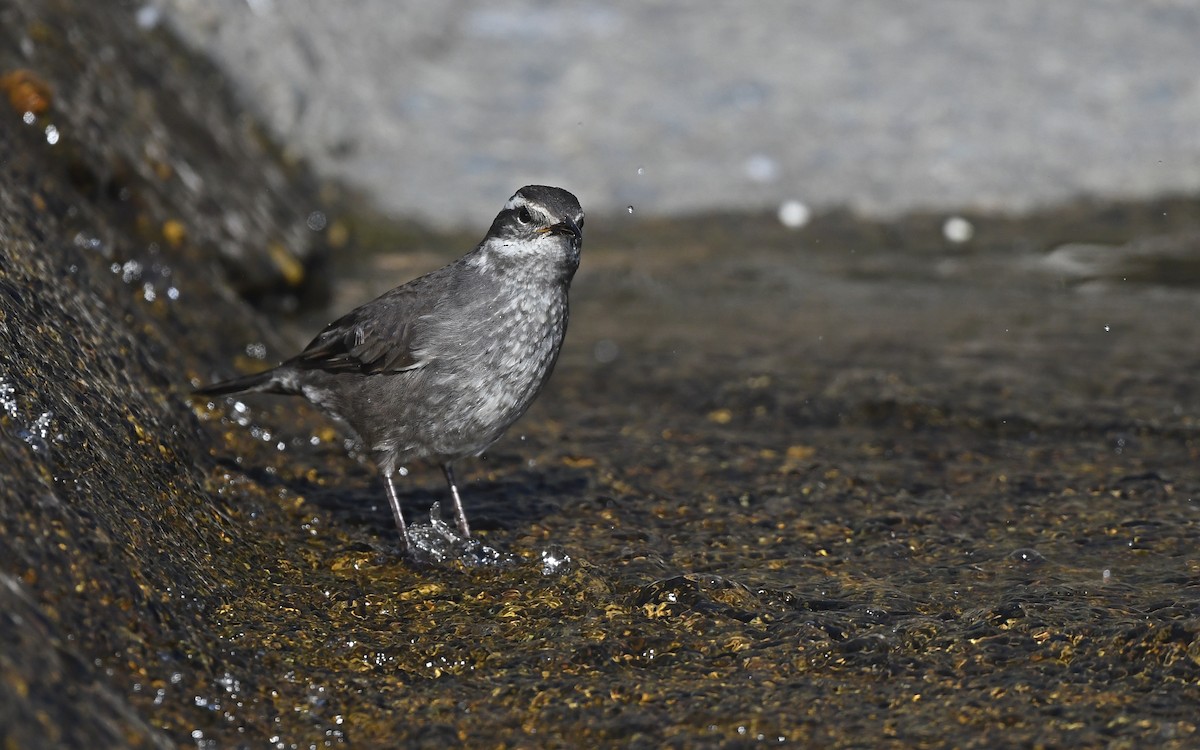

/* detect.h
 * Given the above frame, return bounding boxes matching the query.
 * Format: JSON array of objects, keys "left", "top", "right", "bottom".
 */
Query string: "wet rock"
[
  {"left": 0, "top": 0, "right": 330, "bottom": 309},
  {"left": 0, "top": 0, "right": 340, "bottom": 744}
]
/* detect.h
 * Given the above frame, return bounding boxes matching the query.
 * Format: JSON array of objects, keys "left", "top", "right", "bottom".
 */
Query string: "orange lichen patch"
[{"left": 1, "top": 69, "right": 53, "bottom": 115}]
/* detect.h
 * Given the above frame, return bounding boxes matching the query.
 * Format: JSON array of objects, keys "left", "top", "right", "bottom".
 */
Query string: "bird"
[{"left": 195, "top": 185, "right": 584, "bottom": 554}]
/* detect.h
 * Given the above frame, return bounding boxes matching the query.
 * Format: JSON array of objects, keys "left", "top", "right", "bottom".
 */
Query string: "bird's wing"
[{"left": 290, "top": 279, "right": 440, "bottom": 376}]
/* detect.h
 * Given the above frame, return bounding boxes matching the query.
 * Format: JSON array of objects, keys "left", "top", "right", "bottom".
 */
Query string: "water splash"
[
  {"left": 405, "top": 502, "right": 515, "bottom": 567},
  {"left": 0, "top": 377, "right": 17, "bottom": 418},
  {"left": 538, "top": 544, "right": 572, "bottom": 576},
  {"left": 0, "top": 375, "right": 62, "bottom": 455}
]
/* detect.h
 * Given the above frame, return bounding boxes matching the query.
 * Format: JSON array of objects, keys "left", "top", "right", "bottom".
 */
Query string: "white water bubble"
[
  {"left": 778, "top": 199, "right": 810, "bottom": 229},
  {"left": 942, "top": 216, "right": 974, "bottom": 243}
]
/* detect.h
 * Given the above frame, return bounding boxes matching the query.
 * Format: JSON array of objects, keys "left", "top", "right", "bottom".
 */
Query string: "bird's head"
[{"left": 477, "top": 185, "right": 584, "bottom": 280}]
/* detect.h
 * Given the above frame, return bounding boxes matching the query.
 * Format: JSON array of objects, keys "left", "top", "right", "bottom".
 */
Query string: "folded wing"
[{"left": 291, "top": 283, "right": 438, "bottom": 375}]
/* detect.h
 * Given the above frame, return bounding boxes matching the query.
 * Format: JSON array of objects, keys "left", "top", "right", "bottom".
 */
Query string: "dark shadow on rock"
[{"left": 264, "top": 459, "right": 593, "bottom": 536}]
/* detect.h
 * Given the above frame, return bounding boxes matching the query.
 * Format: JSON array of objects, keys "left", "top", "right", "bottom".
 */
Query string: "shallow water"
[{"left": 197, "top": 203, "right": 1200, "bottom": 747}]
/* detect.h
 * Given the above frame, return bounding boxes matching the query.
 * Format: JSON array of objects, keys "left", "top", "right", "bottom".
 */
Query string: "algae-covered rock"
[{"left": 0, "top": 0, "right": 335, "bottom": 744}]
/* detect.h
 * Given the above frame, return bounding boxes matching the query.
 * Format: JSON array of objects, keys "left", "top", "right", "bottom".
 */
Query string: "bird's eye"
[{"left": 516, "top": 207, "right": 532, "bottom": 224}]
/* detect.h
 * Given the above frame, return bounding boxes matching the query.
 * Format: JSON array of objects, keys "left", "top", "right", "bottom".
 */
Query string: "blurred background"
[{"left": 156, "top": 0, "right": 1200, "bottom": 227}]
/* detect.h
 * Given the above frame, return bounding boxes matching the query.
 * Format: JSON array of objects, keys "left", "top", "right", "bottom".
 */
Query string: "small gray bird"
[{"left": 196, "top": 185, "right": 584, "bottom": 554}]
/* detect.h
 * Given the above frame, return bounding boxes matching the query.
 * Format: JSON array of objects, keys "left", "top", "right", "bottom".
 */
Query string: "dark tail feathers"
[{"left": 193, "top": 369, "right": 281, "bottom": 397}]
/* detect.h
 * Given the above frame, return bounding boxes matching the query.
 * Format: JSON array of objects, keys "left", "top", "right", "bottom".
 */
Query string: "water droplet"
[
  {"left": 636, "top": 166, "right": 645, "bottom": 176},
  {"left": 626, "top": 205, "right": 634, "bottom": 214},
  {"left": 777, "top": 199, "right": 810, "bottom": 229},
  {"left": 1006, "top": 547, "right": 1046, "bottom": 565},
  {"left": 73, "top": 233, "right": 104, "bottom": 252},
  {"left": 942, "top": 216, "right": 974, "bottom": 243},
  {"left": 44, "top": 124, "right": 59, "bottom": 145},
  {"left": 245, "top": 342, "right": 268, "bottom": 360},
  {"left": 1103, "top": 325, "right": 1110, "bottom": 332},
  {"left": 22, "top": 111, "right": 35, "bottom": 125},
  {"left": 120, "top": 259, "right": 143, "bottom": 283},
  {"left": 306, "top": 210, "right": 327, "bottom": 232}
]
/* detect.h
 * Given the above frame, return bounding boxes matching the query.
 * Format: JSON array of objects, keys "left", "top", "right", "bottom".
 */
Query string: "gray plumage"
[{"left": 196, "top": 185, "right": 584, "bottom": 553}]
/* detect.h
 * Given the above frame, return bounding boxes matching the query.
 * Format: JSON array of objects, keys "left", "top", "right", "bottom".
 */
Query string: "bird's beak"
[{"left": 542, "top": 219, "right": 582, "bottom": 241}]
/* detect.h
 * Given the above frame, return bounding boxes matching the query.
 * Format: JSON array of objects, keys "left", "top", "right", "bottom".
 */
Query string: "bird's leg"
[
  {"left": 382, "top": 471, "right": 410, "bottom": 553},
  {"left": 442, "top": 463, "right": 471, "bottom": 538}
]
